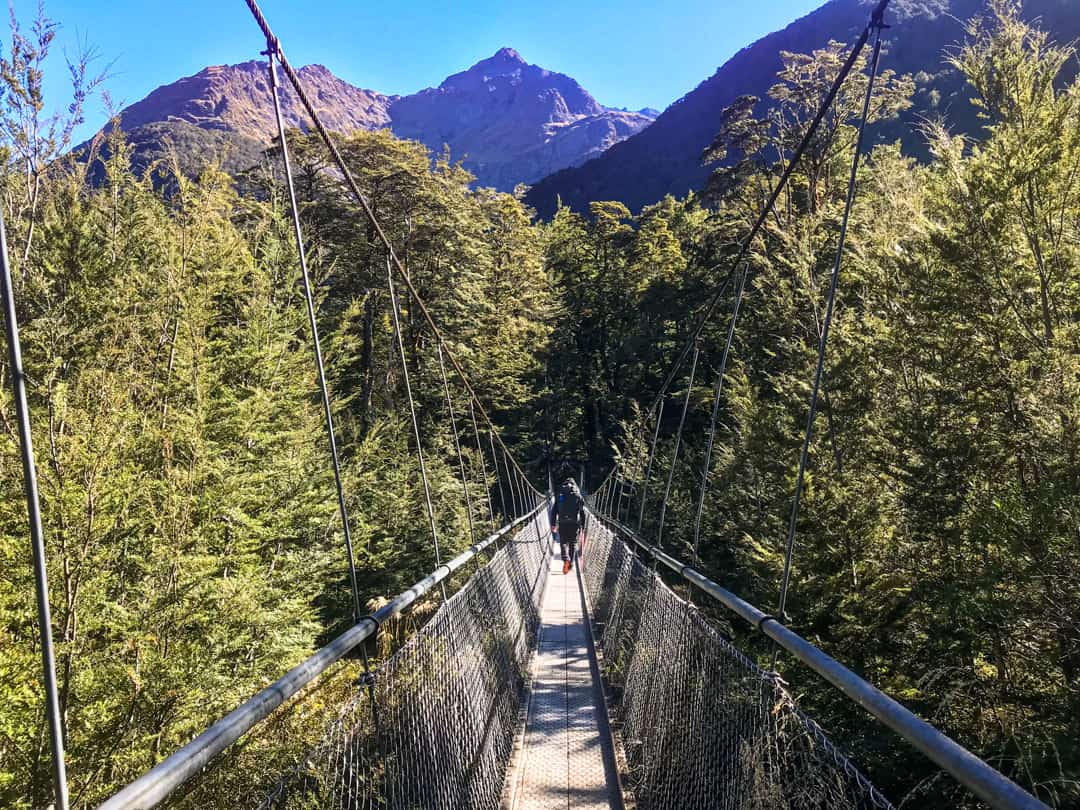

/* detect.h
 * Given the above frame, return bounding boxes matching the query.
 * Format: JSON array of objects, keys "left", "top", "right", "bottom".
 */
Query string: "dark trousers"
[{"left": 558, "top": 520, "right": 578, "bottom": 563}]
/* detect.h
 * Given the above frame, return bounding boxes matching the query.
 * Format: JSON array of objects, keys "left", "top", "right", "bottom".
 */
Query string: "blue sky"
[{"left": 29, "top": 0, "right": 825, "bottom": 143}]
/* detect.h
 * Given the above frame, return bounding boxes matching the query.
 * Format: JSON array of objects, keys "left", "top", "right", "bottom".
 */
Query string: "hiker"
[{"left": 550, "top": 477, "right": 586, "bottom": 574}]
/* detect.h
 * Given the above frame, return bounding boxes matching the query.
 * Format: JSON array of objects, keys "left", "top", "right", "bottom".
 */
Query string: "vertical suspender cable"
[
  {"left": 516, "top": 456, "right": 529, "bottom": 514},
  {"left": 469, "top": 400, "right": 496, "bottom": 526},
  {"left": 494, "top": 448, "right": 509, "bottom": 518},
  {"left": 267, "top": 54, "right": 381, "bottom": 741},
  {"left": 387, "top": 258, "right": 446, "bottom": 602},
  {"left": 0, "top": 209, "right": 69, "bottom": 810},
  {"left": 503, "top": 455, "right": 517, "bottom": 518},
  {"left": 655, "top": 344, "right": 700, "bottom": 550},
  {"left": 489, "top": 431, "right": 508, "bottom": 521},
  {"left": 437, "top": 345, "right": 475, "bottom": 543},
  {"left": 245, "top": 0, "right": 534, "bottom": 493},
  {"left": 510, "top": 453, "right": 523, "bottom": 517},
  {"left": 265, "top": 50, "right": 363, "bottom": 622},
  {"left": 507, "top": 458, "right": 520, "bottom": 518},
  {"left": 636, "top": 401, "right": 665, "bottom": 531},
  {"left": 691, "top": 265, "right": 749, "bottom": 558},
  {"left": 623, "top": 0, "right": 891, "bottom": 565},
  {"left": 506, "top": 451, "right": 523, "bottom": 517},
  {"left": 646, "top": 0, "right": 891, "bottom": 414},
  {"left": 775, "top": 26, "right": 885, "bottom": 646},
  {"left": 591, "top": 475, "right": 605, "bottom": 511}
]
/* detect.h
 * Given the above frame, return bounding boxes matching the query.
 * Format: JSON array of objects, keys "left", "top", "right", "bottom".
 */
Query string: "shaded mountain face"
[
  {"left": 524, "top": 0, "right": 1080, "bottom": 217},
  {"left": 95, "top": 50, "right": 654, "bottom": 192}
]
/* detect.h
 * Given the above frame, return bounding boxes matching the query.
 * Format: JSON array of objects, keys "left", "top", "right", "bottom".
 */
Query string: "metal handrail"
[
  {"left": 99, "top": 503, "right": 547, "bottom": 810},
  {"left": 589, "top": 509, "right": 1049, "bottom": 810}
]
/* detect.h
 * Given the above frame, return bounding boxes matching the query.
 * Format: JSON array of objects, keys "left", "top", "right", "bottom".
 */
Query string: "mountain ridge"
[
  {"left": 95, "top": 49, "right": 656, "bottom": 192},
  {"left": 523, "top": 0, "right": 1080, "bottom": 216}
]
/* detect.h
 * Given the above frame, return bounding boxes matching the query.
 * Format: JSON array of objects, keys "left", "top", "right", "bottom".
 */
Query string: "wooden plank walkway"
[{"left": 503, "top": 543, "right": 622, "bottom": 810}]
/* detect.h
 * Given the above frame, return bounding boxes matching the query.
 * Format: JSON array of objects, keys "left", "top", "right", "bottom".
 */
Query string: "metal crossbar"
[
  {"left": 580, "top": 512, "right": 894, "bottom": 810},
  {"left": 257, "top": 509, "right": 552, "bottom": 809}
]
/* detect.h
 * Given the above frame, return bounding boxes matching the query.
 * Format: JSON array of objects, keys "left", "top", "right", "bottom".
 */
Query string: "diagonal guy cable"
[
  {"left": 438, "top": 343, "right": 476, "bottom": 546},
  {"left": 244, "top": 0, "right": 537, "bottom": 493}
]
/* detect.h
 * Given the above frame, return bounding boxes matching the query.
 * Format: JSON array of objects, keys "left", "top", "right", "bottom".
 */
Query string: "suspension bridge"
[{"left": 0, "top": 0, "right": 1060, "bottom": 808}]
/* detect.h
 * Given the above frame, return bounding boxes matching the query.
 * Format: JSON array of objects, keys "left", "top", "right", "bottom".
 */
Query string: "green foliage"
[
  {"left": 1, "top": 2, "right": 1078, "bottom": 808},
  {"left": 555, "top": 5, "right": 1080, "bottom": 807},
  {"left": 0, "top": 35, "right": 550, "bottom": 808}
]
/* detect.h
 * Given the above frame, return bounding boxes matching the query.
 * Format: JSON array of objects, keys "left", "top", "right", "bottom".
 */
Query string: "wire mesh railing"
[
  {"left": 581, "top": 510, "right": 895, "bottom": 810},
  {"left": 258, "top": 507, "right": 551, "bottom": 809}
]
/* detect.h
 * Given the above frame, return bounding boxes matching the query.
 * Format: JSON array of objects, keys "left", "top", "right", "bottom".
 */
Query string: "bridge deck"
[{"left": 503, "top": 543, "right": 622, "bottom": 810}]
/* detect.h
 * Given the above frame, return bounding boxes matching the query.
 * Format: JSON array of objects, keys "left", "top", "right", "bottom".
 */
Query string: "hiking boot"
[{"left": 562, "top": 559, "right": 572, "bottom": 575}]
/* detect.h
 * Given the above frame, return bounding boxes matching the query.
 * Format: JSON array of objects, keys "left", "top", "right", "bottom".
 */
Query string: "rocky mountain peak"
[
  {"left": 433, "top": 48, "right": 603, "bottom": 120},
  {"left": 442, "top": 47, "right": 529, "bottom": 83},
  {"left": 490, "top": 46, "right": 526, "bottom": 64}
]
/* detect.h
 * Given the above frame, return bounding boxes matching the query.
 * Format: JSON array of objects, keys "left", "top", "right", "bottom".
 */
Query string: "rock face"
[
  {"left": 99, "top": 50, "right": 654, "bottom": 191},
  {"left": 524, "top": 0, "right": 1080, "bottom": 217},
  {"left": 390, "top": 48, "right": 654, "bottom": 189},
  {"left": 117, "top": 60, "right": 394, "bottom": 136}
]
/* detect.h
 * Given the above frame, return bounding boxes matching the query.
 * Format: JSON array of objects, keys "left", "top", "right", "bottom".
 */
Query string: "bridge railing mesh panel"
[
  {"left": 258, "top": 510, "right": 551, "bottom": 810},
  {"left": 581, "top": 512, "right": 894, "bottom": 810}
]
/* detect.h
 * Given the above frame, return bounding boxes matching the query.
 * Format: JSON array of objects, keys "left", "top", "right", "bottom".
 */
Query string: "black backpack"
[{"left": 555, "top": 482, "right": 582, "bottom": 523}]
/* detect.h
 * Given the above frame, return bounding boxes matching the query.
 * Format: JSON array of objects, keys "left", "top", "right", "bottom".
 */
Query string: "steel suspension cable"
[
  {"left": 0, "top": 205, "right": 69, "bottom": 810},
  {"left": 489, "top": 430, "right": 509, "bottom": 520},
  {"left": 775, "top": 25, "right": 886, "bottom": 643},
  {"left": 516, "top": 457, "right": 529, "bottom": 514},
  {"left": 593, "top": 472, "right": 612, "bottom": 515},
  {"left": 647, "top": 0, "right": 892, "bottom": 416},
  {"left": 617, "top": 475, "right": 630, "bottom": 523},
  {"left": 691, "top": 264, "right": 749, "bottom": 558},
  {"left": 627, "top": 261, "right": 735, "bottom": 533},
  {"left": 592, "top": 0, "right": 888, "bottom": 555},
  {"left": 655, "top": 344, "right": 699, "bottom": 550},
  {"left": 244, "top": 0, "right": 537, "bottom": 493},
  {"left": 504, "top": 455, "right": 518, "bottom": 518},
  {"left": 266, "top": 49, "right": 383, "bottom": 738},
  {"left": 607, "top": 476, "right": 620, "bottom": 518},
  {"left": 507, "top": 451, "right": 524, "bottom": 517},
  {"left": 495, "top": 449, "right": 511, "bottom": 518},
  {"left": 515, "top": 457, "right": 530, "bottom": 514},
  {"left": 386, "top": 257, "right": 446, "bottom": 602},
  {"left": 469, "top": 399, "right": 497, "bottom": 526},
  {"left": 636, "top": 400, "right": 665, "bottom": 531},
  {"left": 265, "top": 49, "right": 363, "bottom": 622},
  {"left": 437, "top": 344, "right": 475, "bottom": 544}
]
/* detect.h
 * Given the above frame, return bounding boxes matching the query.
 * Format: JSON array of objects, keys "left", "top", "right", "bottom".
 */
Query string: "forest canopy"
[{"left": 0, "top": 1, "right": 1077, "bottom": 807}]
